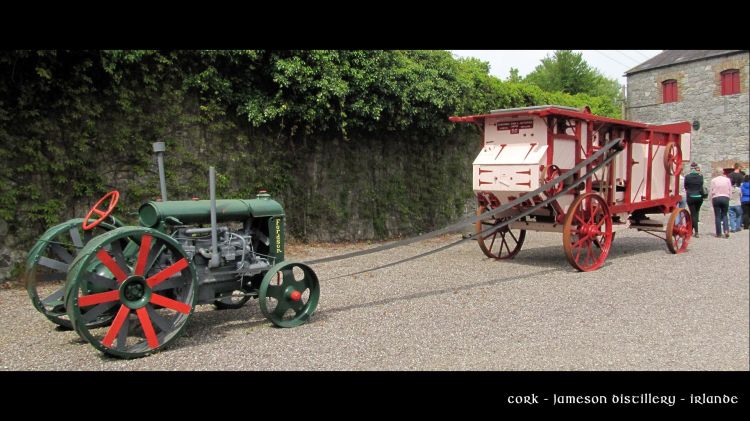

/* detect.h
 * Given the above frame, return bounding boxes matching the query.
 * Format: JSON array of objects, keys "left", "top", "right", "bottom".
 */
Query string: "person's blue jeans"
[
  {"left": 729, "top": 205, "right": 743, "bottom": 232},
  {"left": 713, "top": 197, "right": 730, "bottom": 236},
  {"left": 676, "top": 200, "right": 686, "bottom": 224}
]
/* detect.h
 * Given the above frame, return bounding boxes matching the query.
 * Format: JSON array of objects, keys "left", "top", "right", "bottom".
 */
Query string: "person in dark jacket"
[
  {"left": 683, "top": 162, "right": 705, "bottom": 237},
  {"left": 729, "top": 163, "right": 745, "bottom": 187},
  {"left": 741, "top": 174, "right": 750, "bottom": 230}
]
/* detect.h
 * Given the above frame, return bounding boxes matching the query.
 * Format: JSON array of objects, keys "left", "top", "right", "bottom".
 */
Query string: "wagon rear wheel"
[
  {"left": 666, "top": 207, "right": 691, "bottom": 254},
  {"left": 563, "top": 193, "right": 613, "bottom": 272},
  {"left": 476, "top": 204, "right": 526, "bottom": 259},
  {"left": 259, "top": 261, "right": 319, "bottom": 328},
  {"left": 25, "top": 218, "right": 116, "bottom": 329},
  {"left": 65, "top": 227, "right": 197, "bottom": 359}
]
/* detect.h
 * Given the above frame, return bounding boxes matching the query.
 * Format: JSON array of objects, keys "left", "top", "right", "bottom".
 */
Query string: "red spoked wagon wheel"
[
  {"left": 664, "top": 141, "right": 682, "bottom": 176},
  {"left": 65, "top": 227, "right": 197, "bottom": 359},
  {"left": 476, "top": 204, "right": 526, "bottom": 259},
  {"left": 665, "top": 207, "right": 691, "bottom": 254},
  {"left": 562, "top": 193, "right": 613, "bottom": 272}
]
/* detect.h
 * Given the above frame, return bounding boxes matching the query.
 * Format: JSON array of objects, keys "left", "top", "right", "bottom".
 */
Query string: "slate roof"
[{"left": 625, "top": 50, "right": 746, "bottom": 75}]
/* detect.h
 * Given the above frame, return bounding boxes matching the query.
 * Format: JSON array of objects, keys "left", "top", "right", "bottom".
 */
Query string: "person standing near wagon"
[
  {"left": 683, "top": 162, "right": 705, "bottom": 238},
  {"left": 709, "top": 170, "right": 732, "bottom": 238},
  {"left": 728, "top": 182, "right": 743, "bottom": 233},
  {"left": 729, "top": 162, "right": 745, "bottom": 187},
  {"left": 741, "top": 175, "right": 750, "bottom": 230}
]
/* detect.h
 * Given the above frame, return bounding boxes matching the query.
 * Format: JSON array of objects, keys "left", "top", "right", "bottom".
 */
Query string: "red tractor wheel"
[
  {"left": 666, "top": 207, "right": 691, "bottom": 254},
  {"left": 475, "top": 204, "right": 526, "bottom": 259},
  {"left": 562, "top": 193, "right": 613, "bottom": 272}
]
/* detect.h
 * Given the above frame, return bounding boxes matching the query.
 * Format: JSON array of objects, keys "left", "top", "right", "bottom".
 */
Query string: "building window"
[
  {"left": 662, "top": 79, "right": 678, "bottom": 103},
  {"left": 721, "top": 69, "right": 740, "bottom": 95}
]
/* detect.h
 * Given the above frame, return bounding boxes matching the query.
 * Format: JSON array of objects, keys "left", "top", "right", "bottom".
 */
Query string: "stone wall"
[{"left": 626, "top": 51, "right": 749, "bottom": 180}]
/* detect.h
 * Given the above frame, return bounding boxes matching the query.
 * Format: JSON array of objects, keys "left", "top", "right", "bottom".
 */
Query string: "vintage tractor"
[{"left": 26, "top": 143, "right": 319, "bottom": 358}]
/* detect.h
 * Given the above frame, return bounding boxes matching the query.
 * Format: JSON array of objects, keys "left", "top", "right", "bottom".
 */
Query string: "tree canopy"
[{"left": 523, "top": 50, "right": 622, "bottom": 100}]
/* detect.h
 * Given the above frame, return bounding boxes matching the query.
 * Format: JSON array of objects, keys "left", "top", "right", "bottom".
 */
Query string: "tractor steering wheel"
[{"left": 82, "top": 190, "right": 120, "bottom": 231}]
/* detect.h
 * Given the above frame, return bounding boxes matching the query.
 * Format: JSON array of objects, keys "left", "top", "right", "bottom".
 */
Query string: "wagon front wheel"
[
  {"left": 66, "top": 227, "right": 197, "bottom": 359},
  {"left": 563, "top": 193, "right": 613, "bottom": 272},
  {"left": 259, "top": 262, "right": 320, "bottom": 328},
  {"left": 476, "top": 204, "right": 526, "bottom": 259}
]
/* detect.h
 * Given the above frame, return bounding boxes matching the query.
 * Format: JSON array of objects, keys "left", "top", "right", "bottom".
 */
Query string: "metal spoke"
[
  {"left": 146, "top": 258, "right": 188, "bottom": 288},
  {"left": 116, "top": 314, "right": 130, "bottom": 350},
  {"left": 291, "top": 299, "right": 305, "bottom": 312},
  {"left": 41, "top": 287, "right": 65, "bottom": 305},
  {"left": 146, "top": 304, "right": 174, "bottom": 332},
  {"left": 102, "top": 305, "right": 131, "bottom": 347},
  {"left": 136, "top": 307, "right": 159, "bottom": 348},
  {"left": 78, "top": 290, "right": 120, "bottom": 307},
  {"left": 81, "top": 301, "right": 118, "bottom": 323},
  {"left": 265, "top": 285, "right": 283, "bottom": 300},
  {"left": 38, "top": 257, "right": 68, "bottom": 272},
  {"left": 38, "top": 272, "right": 66, "bottom": 282},
  {"left": 95, "top": 249, "right": 128, "bottom": 282},
  {"left": 150, "top": 293, "right": 191, "bottom": 314},
  {"left": 152, "top": 276, "right": 185, "bottom": 292},
  {"left": 135, "top": 234, "right": 152, "bottom": 276},
  {"left": 110, "top": 240, "right": 130, "bottom": 278},
  {"left": 50, "top": 244, "right": 74, "bottom": 263},
  {"left": 143, "top": 239, "right": 166, "bottom": 277},
  {"left": 69, "top": 227, "right": 83, "bottom": 249},
  {"left": 281, "top": 268, "right": 294, "bottom": 284},
  {"left": 83, "top": 272, "right": 118, "bottom": 290},
  {"left": 273, "top": 299, "right": 291, "bottom": 319}
]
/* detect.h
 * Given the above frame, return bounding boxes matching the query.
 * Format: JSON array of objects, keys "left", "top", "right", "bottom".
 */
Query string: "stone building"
[{"left": 625, "top": 50, "right": 749, "bottom": 178}]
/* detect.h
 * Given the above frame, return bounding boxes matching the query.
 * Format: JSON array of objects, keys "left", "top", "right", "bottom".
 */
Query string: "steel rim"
[
  {"left": 563, "top": 193, "right": 612, "bottom": 272},
  {"left": 666, "top": 208, "right": 691, "bottom": 254},
  {"left": 476, "top": 204, "right": 526, "bottom": 259},
  {"left": 66, "top": 227, "right": 196, "bottom": 359},
  {"left": 26, "top": 218, "right": 116, "bottom": 329},
  {"left": 259, "top": 262, "right": 319, "bottom": 328}
]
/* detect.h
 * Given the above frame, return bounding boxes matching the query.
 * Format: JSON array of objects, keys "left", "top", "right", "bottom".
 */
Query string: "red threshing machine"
[{"left": 450, "top": 105, "right": 692, "bottom": 271}]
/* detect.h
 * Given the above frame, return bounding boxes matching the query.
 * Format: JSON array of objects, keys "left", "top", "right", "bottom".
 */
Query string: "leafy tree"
[
  {"left": 506, "top": 67, "right": 522, "bottom": 83},
  {"left": 524, "top": 50, "right": 621, "bottom": 99}
]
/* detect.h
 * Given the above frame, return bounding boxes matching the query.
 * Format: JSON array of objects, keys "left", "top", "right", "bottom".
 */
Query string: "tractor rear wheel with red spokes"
[
  {"left": 476, "top": 204, "right": 526, "bottom": 259},
  {"left": 65, "top": 227, "right": 197, "bottom": 359},
  {"left": 562, "top": 193, "right": 613, "bottom": 272},
  {"left": 666, "top": 207, "right": 691, "bottom": 254}
]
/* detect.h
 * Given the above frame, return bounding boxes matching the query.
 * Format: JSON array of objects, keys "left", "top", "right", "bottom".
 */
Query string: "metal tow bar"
[{"left": 303, "top": 137, "right": 626, "bottom": 279}]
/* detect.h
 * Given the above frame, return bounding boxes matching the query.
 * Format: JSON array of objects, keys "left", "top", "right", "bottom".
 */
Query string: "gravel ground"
[{"left": 1, "top": 206, "right": 747, "bottom": 371}]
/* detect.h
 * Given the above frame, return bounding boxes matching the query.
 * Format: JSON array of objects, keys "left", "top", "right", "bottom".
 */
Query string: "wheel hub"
[{"left": 119, "top": 276, "right": 152, "bottom": 309}]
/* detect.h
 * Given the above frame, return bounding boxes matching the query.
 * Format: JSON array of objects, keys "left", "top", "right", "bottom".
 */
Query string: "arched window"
[
  {"left": 662, "top": 79, "right": 678, "bottom": 103},
  {"left": 721, "top": 69, "right": 740, "bottom": 95}
]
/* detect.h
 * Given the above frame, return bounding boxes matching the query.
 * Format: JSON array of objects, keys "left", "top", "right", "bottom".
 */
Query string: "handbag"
[{"left": 701, "top": 185, "right": 708, "bottom": 199}]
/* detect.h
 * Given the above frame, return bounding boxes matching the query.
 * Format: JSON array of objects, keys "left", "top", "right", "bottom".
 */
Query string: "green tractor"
[{"left": 25, "top": 143, "right": 319, "bottom": 358}]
